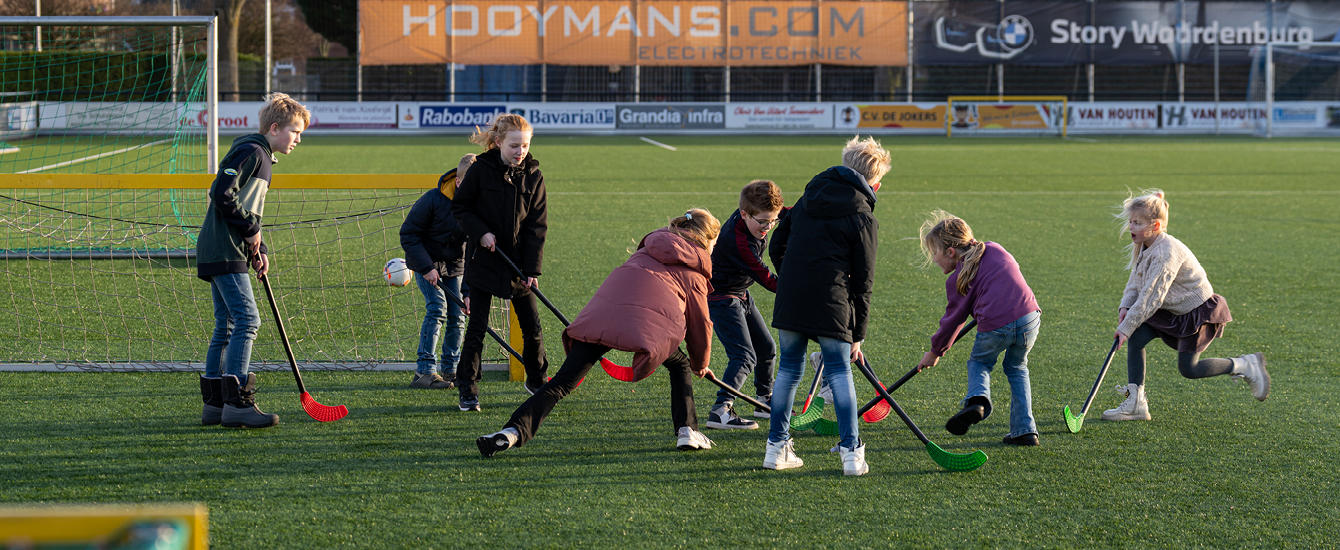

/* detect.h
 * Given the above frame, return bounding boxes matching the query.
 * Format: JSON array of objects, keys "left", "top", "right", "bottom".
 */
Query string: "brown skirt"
[{"left": 1143, "top": 294, "right": 1233, "bottom": 354}]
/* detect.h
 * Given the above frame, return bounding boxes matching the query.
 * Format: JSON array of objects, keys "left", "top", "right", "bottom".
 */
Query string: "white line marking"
[
  {"left": 639, "top": 137, "right": 677, "bottom": 151},
  {"left": 17, "top": 139, "right": 173, "bottom": 174}
]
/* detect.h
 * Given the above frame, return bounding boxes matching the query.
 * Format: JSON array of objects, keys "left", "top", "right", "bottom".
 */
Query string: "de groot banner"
[{"left": 361, "top": 0, "right": 908, "bottom": 66}]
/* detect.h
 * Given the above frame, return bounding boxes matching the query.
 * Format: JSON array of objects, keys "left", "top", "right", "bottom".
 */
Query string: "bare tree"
[{"left": 214, "top": 0, "right": 247, "bottom": 99}]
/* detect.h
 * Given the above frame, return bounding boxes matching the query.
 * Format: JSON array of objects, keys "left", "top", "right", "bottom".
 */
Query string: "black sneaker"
[
  {"left": 1002, "top": 433, "right": 1040, "bottom": 446},
  {"left": 945, "top": 396, "right": 989, "bottom": 436},
  {"left": 752, "top": 395, "right": 772, "bottom": 419},
  {"left": 705, "top": 403, "right": 758, "bottom": 430},
  {"left": 525, "top": 377, "right": 548, "bottom": 396},
  {"left": 477, "top": 429, "right": 517, "bottom": 457},
  {"left": 459, "top": 395, "right": 481, "bottom": 412}
]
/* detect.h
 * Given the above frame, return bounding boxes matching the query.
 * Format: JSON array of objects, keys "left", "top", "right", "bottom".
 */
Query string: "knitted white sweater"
[{"left": 1117, "top": 233, "right": 1215, "bottom": 338}]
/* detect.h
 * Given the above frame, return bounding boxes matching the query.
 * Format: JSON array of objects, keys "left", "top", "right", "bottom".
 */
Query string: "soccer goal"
[
  {"left": 946, "top": 96, "right": 1069, "bottom": 138},
  {"left": 1246, "top": 42, "right": 1340, "bottom": 138}
]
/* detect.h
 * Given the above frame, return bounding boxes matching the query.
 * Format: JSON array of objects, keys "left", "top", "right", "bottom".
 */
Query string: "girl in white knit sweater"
[{"left": 1103, "top": 189, "right": 1270, "bottom": 421}]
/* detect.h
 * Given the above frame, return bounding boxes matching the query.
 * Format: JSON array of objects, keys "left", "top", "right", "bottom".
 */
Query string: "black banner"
[{"left": 914, "top": 1, "right": 1340, "bottom": 65}]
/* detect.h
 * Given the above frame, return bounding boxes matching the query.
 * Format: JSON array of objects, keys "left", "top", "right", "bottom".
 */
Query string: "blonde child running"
[
  {"left": 916, "top": 212, "right": 1041, "bottom": 445},
  {"left": 1103, "top": 189, "right": 1269, "bottom": 421}
]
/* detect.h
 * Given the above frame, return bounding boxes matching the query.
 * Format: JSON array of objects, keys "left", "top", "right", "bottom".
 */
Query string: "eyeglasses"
[{"left": 747, "top": 213, "right": 780, "bottom": 230}]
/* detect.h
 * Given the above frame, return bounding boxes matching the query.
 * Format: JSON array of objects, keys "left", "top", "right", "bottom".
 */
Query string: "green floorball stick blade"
[
  {"left": 791, "top": 397, "right": 825, "bottom": 429},
  {"left": 1063, "top": 405, "right": 1085, "bottom": 433},
  {"left": 811, "top": 418, "right": 840, "bottom": 436},
  {"left": 925, "top": 441, "right": 988, "bottom": 472}
]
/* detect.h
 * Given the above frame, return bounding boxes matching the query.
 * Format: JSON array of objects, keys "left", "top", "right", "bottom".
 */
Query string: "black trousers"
[
  {"left": 505, "top": 341, "right": 698, "bottom": 446},
  {"left": 1127, "top": 323, "right": 1234, "bottom": 386},
  {"left": 456, "top": 287, "right": 548, "bottom": 398}
]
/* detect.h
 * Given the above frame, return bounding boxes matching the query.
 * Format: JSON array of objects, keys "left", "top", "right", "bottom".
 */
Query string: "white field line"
[
  {"left": 639, "top": 137, "right": 678, "bottom": 151},
  {"left": 550, "top": 190, "right": 1340, "bottom": 196},
  {"left": 17, "top": 138, "right": 173, "bottom": 174}
]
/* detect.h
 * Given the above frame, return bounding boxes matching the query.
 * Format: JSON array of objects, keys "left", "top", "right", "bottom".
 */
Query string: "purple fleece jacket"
[{"left": 930, "top": 242, "right": 1040, "bottom": 356}]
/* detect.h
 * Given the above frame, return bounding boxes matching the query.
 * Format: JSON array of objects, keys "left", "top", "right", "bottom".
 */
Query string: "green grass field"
[{"left": 3, "top": 135, "right": 1338, "bottom": 548}]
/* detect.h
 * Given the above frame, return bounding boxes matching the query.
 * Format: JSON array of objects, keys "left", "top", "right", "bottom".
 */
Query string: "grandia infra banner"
[{"left": 360, "top": 0, "right": 907, "bottom": 66}]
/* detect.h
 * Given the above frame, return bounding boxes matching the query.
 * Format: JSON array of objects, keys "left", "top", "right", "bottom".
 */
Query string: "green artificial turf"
[{"left": 3, "top": 135, "right": 1338, "bottom": 548}]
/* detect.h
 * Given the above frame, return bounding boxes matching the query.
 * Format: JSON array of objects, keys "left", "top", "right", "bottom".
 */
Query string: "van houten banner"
[{"left": 360, "top": 0, "right": 907, "bottom": 66}]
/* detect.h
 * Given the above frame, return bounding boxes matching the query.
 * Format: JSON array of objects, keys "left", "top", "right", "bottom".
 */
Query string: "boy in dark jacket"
[
  {"left": 195, "top": 93, "right": 309, "bottom": 429},
  {"left": 400, "top": 154, "right": 476, "bottom": 389},
  {"left": 705, "top": 180, "right": 787, "bottom": 430},
  {"left": 763, "top": 136, "right": 890, "bottom": 476}
]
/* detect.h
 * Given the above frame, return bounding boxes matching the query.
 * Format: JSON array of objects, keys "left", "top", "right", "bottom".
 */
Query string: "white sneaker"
[
  {"left": 1100, "top": 383, "right": 1151, "bottom": 421},
  {"left": 1231, "top": 352, "right": 1270, "bottom": 401},
  {"left": 840, "top": 443, "right": 868, "bottom": 476},
  {"left": 676, "top": 426, "right": 714, "bottom": 450},
  {"left": 763, "top": 439, "right": 803, "bottom": 470}
]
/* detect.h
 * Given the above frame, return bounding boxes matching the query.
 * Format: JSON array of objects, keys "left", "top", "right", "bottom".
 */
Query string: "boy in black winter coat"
[
  {"left": 195, "top": 93, "right": 309, "bottom": 429},
  {"left": 400, "top": 154, "right": 476, "bottom": 390},
  {"left": 450, "top": 114, "right": 549, "bottom": 411},
  {"left": 763, "top": 136, "right": 890, "bottom": 476},
  {"left": 705, "top": 180, "right": 788, "bottom": 430}
]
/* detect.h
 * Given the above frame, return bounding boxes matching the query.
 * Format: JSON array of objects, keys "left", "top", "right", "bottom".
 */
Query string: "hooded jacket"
[
  {"left": 562, "top": 228, "right": 714, "bottom": 380},
  {"left": 451, "top": 147, "right": 547, "bottom": 299},
  {"left": 399, "top": 169, "right": 467, "bottom": 278},
  {"left": 769, "top": 165, "right": 879, "bottom": 342},
  {"left": 197, "top": 133, "right": 274, "bottom": 280}
]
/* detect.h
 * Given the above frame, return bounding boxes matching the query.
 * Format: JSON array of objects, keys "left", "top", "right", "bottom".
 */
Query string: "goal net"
[
  {"left": 946, "top": 96, "right": 1069, "bottom": 137},
  {"left": 0, "top": 18, "right": 515, "bottom": 372},
  {"left": 1247, "top": 42, "right": 1340, "bottom": 138}
]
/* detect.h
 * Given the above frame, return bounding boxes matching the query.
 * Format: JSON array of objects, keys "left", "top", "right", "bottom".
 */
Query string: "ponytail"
[
  {"left": 667, "top": 208, "right": 721, "bottom": 250},
  {"left": 919, "top": 210, "right": 985, "bottom": 296}
]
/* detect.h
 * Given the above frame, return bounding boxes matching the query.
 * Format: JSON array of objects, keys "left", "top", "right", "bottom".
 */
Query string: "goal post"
[
  {"left": 1247, "top": 41, "right": 1340, "bottom": 138},
  {"left": 946, "top": 96, "right": 1069, "bottom": 138}
]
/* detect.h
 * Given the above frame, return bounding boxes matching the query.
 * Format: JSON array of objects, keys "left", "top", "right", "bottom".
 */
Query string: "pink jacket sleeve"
[{"left": 682, "top": 275, "right": 714, "bottom": 375}]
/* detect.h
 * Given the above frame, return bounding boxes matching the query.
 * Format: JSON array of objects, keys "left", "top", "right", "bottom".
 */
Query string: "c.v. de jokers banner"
[
  {"left": 360, "top": 0, "right": 907, "bottom": 66},
  {"left": 914, "top": 1, "right": 1340, "bottom": 65}
]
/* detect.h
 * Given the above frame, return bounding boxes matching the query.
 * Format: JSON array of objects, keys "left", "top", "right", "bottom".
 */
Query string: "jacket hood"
[
  {"left": 437, "top": 168, "right": 458, "bottom": 199},
  {"left": 800, "top": 166, "right": 876, "bottom": 219},
  {"left": 477, "top": 147, "right": 540, "bottom": 174},
  {"left": 232, "top": 133, "right": 275, "bottom": 162},
  {"left": 639, "top": 228, "right": 712, "bottom": 279}
]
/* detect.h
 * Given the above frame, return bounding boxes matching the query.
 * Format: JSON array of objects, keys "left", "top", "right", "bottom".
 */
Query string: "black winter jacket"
[
  {"left": 400, "top": 169, "right": 467, "bottom": 278},
  {"left": 451, "top": 147, "right": 548, "bottom": 299},
  {"left": 197, "top": 133, "right": 273, "bottom": 280},
  {"left": 708, "top": 208, "right": 788, "bottom": 301},
  {"left": 769, "top": 165, "right": 879, "bottom": 343}
]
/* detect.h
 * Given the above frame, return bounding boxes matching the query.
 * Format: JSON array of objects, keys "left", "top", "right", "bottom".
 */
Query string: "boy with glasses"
[{"left": 705, "top": 180, "right": 788, "bottom": 430}]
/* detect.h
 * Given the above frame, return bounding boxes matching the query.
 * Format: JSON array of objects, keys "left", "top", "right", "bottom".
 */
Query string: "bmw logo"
[{"left": 999, "top": 15, "right": 1033, "bottom": 52}]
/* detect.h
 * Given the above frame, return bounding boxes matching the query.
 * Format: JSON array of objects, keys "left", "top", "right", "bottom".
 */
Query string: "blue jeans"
[
  {"left": 415, "top": 272, "right": 467, "bottom": 376},
  {"left": 708, "top": 292, "right": 775, "bottom": 407},
  {"left": 769, "top": 329, "right": 860, "bottom": 449},
  {"left": 204, "top": 272, "right": 261, "bottom": 380},
  {"left": 965, "top": 311, "right": 1040, "bottom": 438}
]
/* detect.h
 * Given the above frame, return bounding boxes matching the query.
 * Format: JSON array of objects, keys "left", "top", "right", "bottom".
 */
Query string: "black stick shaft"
[
  {"left": 1079, "top": 337, "right": 1122, "bottom": 416},
  {"left": 705, "top": 372, "right": 770, "bottom": 412},
  {"left": 258, "top": 273, "right": 306, "bottom": 394},
  {"left": 856, "top": 320, "right": 978, "bottom": 415},
  {"left": 799, "top": 361, "right": 825, "bottom": 413},
  {"left": 440, "top": 284, "right": 527, "bottom": 366},
  {"left": 495, "top": 250, "right": 571, "bottom": 326},
  {"left": 853, "top": 356, "right": 930, "bottom": 444}
]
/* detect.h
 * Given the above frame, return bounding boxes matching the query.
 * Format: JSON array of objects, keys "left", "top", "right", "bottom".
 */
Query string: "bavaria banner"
[
  {"left": 914, "top": 1, "right": 1340, "bottom": 65},
  {"left": 360, "top": 0, "right": 907, "bottom": 66}
]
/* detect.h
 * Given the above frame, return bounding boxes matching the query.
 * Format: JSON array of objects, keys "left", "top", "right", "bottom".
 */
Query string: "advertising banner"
[
  {"left": 914, "top": 1, "right": 1340, "bottom": 65},
  {"left": 834, "top": 103, "right": 945, "bottom": 129},
  {"left": 725, "top": 103, "right": 832, "bottom": 129},
  {"left": 360, "top": 0, "right": 907, "bottom": 67},
  {"left": 614, "top": 103, "right": 726, "bottom": 129},
  {"left": 508, "top": 103, "right": 617, "bottom": 129},
  {"left": 1, "top": 102, "right": 39, "bottom": 139},
  {"left": 1067, "top": 102, "right": 1160, "bottom": 130},
  {"left": 398, "top": 104, "right": 508, "bottom": 129}
]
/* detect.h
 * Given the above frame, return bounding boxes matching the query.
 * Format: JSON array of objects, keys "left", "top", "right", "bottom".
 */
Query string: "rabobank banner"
[
  {"left": 399, "top": 104, "right": 507, "bottom": 129},
  {"left": 914, "top": 1, "right": 1340, "bottom": 65}
]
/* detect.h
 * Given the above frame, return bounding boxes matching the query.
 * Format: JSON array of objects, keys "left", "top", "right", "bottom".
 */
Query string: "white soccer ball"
[{"left": 384, "top": 258, "right": 412, "bottom": 287}]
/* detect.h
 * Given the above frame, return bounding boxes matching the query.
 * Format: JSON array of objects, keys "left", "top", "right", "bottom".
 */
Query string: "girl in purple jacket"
[{"left": 917, "top": 212, "right": 1042, "bottom": 446}]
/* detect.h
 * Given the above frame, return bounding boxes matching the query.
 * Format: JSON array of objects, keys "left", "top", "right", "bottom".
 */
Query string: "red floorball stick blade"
[
  {"left": 301, "top": 392, "right": 349, "bottom": 422},
  {"left": 574, "top": 377, "right": 585, "bottom": 388},
  {"left": 600, "top": 357, "right": 647, "bottom": 382},
  {"left": 863, "top": 396, "right": 892, "bottom": 423}
]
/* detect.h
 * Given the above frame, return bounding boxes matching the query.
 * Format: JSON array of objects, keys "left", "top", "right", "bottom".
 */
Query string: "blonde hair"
[
  {"left": 1115, "top": 188, "right": 1169, "bottom": 270},
  {"left": 841, "top": 135, "right": 892, "bottom": 184},
  {"left": 469, "top": 114, "right": 533, "bottom": 151},
  {"left": 739, "top": 180, "right": 784, "bottom": 215},
  {"left": 919, "top": 210, "right": 986, "bottom": 296},
  {"left": 258, "top": 92, "right": 310, "bottom": 132},
  {"left": 667, "top": 208, "right": 721, "bottom": 250}
]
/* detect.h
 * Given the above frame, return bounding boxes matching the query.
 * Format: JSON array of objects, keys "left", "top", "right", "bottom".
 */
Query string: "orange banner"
[{"left": 360, "top": 0, "right": 907, "bottom": 66}]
